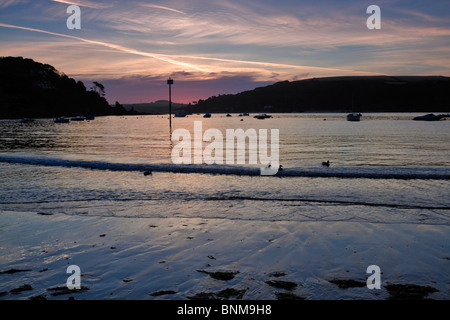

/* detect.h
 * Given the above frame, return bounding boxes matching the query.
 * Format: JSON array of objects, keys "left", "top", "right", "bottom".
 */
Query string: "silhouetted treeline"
[
  {"left": 193, "top": 76, "right": 450, "bottom": 113},
  {"left": 0, "top": 56, "right": 131, "bottom": 119}
]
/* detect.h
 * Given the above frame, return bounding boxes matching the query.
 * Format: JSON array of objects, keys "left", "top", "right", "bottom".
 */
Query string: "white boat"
[
  {"left": 54, "top": 117, "right": 70, "bottom": 123},
  {"left": 346, "top": 94, "right": 361, "bottom": 121},
  {"left": 412, "top": 114, "right": 443, "bottom": 121}
]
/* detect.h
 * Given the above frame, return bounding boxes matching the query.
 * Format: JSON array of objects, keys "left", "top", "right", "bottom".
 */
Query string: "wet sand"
[{"left": 0, "top": 211, "right": 449, "bottom": 300}]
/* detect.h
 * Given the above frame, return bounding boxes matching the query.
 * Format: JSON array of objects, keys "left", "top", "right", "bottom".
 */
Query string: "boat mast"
[{"left": 351, "top": 92, "right": 354, "bottom": 113}]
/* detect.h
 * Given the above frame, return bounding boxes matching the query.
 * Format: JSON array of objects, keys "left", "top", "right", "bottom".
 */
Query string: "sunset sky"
[{"left": 1, "top": 0, "right": 450, "bottom": 104}]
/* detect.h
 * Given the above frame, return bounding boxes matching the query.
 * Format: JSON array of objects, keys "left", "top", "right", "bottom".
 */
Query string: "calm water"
[{"left": 0, "top": 113, "right": 449, "bottom": 225}]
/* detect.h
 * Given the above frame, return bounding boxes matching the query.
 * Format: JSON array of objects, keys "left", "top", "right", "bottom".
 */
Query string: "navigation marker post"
[{"left": 167, "top": 77, "right": 174, "bottom": 131}]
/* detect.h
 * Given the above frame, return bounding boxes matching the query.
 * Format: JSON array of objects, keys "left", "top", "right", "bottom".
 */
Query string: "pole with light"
[{"left": 167, "top": 77, "right": 174, "bottom": 131}]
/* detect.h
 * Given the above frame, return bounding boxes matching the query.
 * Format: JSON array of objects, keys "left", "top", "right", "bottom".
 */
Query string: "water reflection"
[
  {"left": 1, "top": 113, "right": 449, "bottom": 167},
  {"left": 0, "top": 120, "right": 59, "bottom": 150}
]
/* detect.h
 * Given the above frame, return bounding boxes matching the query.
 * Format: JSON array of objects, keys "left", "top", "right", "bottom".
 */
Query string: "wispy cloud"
[
  {"left": 140, "top": 3, "right": 186, "bottom": 15},
  {"left": 2, "top": 0, "right": 450, "bottom": 103},
  {"left": 0, "top": 0, "right": 30, "bottom": 9},
  {"left": 0, "top": 22, "right": 378, "bottom": 81},
  {"left": 84, "top": 1, "right": 450, "bottom": 54},
  {"left": 0, "top": 23, "right": 208, "bottom": 72},
  {"left": 50, "top": 0, "right": 113, "bottom": 9}
]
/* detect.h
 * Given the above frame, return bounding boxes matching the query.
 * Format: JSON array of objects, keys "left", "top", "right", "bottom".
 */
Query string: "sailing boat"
[{"left": 346, "top": 94, "right": 361, "bottom": 121}]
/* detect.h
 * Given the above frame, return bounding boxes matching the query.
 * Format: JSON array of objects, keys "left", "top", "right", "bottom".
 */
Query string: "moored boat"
[
  {"left": 347, "top": 113, "right": 362, "bottom": 121},
  {"left": 346, "top": 94, "right": 362, "bottom": 121},
  {"left": 412, "top": 114, "right": 444, "bottom": 121},
  {"left": 19, "top": 118, "right": 35, "bottom": 123},
  {"left": 54, "top": 117, "right": 70, "bottom": 123},
  {"left": 254, "top": 114, "right": 272, "bottom": 119},
  {"left": 71, "top": 116, "right": 85, "bottom": 121}
]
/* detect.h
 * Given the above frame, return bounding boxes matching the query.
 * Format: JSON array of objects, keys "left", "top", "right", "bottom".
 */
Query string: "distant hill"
[
  {"left": 0, "top": 56, "right": 130, "bottom": 119},
  {"left": 122, "top": 100, "right": 188, "bottom": 115},
  {"left": 193, "top": 76, "right": 450, "bottom": 113},
  {"left": 3, "top": 57, "right": 448, "bottom": 118}
]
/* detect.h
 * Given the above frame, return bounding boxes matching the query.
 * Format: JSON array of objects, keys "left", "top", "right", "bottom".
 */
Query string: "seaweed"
[
  {"left": 188, "top": 288, "right": 246, "bottom": 300},
  {"left": 10, "top": 284, "right": 33, "bottom": 294},
  {"left": 385, "top": 283, "right": 438, "bottom": 300},
  {"left": 47, "top": 285, "right": 90, "bottom": 296},
  {"left": 328, "top": 279, "right": 366, "bottom": 289},
  {"left": 0, "top": 268, "right": 32, "bottom": 275},
  {"left": 197, "top": 270, "right": 239, "bottom": 281},
  {"left": 275, "top": 292, "right": 305, "bottom": 300},
  {"left": 265, "top": 280, "right": 298, "bottom": 290},
  {"left": 149, "top": 290, "right": 178, "bottom": 297}
]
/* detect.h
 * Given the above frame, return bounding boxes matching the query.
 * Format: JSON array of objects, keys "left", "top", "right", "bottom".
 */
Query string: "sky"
[{"left": 1, "top": 0, "right": 450, "bottom": 104}]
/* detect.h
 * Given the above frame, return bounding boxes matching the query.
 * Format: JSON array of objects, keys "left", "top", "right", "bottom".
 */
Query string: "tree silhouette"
[
  {"left": 0, "top": 56, "right": 134, "bottom": 119},
  {"left": 91, "top": 81, "right": 105, "bottom": 97}
]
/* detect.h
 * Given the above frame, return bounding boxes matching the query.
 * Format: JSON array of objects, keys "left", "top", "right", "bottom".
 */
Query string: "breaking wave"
[{"left": 1, "top": 153, "right": 449, "bottom": 180}]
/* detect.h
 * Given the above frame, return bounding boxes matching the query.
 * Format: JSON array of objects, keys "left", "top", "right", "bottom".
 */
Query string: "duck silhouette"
[
  {"left": 266, "top": 164, "right": 283, "bottom": 171},
  {"left": 144, "top": 170, "right": 152, "bottom": 176},
  {"left": 322, "top": 160, "right": 330, "bottom": 167}
]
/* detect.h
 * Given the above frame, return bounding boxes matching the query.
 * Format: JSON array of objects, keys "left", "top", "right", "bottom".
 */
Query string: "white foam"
[{"left": 1, "top": 153, "right": 449, "bottom": 180}]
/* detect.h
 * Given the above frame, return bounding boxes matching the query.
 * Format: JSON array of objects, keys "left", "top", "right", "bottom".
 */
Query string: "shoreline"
[
  {"left": 0, "top": 210, "right": 449, "bottom": 300},
  {"left": 2, "top": 111, "right": 450, "bottom": 121}
]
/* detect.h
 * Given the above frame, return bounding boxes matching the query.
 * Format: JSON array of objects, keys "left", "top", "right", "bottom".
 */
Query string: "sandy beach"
[
  {"left": 1, "top": 210, "right": 448, "bottom": 300},
  {"left": 2, "top": 0, "right": 450, "bottom": 308}
]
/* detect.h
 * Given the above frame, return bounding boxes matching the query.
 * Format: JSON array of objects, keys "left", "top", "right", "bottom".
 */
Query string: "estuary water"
[{"left": 0, "top": 113, "right": 449, "bottom": 225}]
